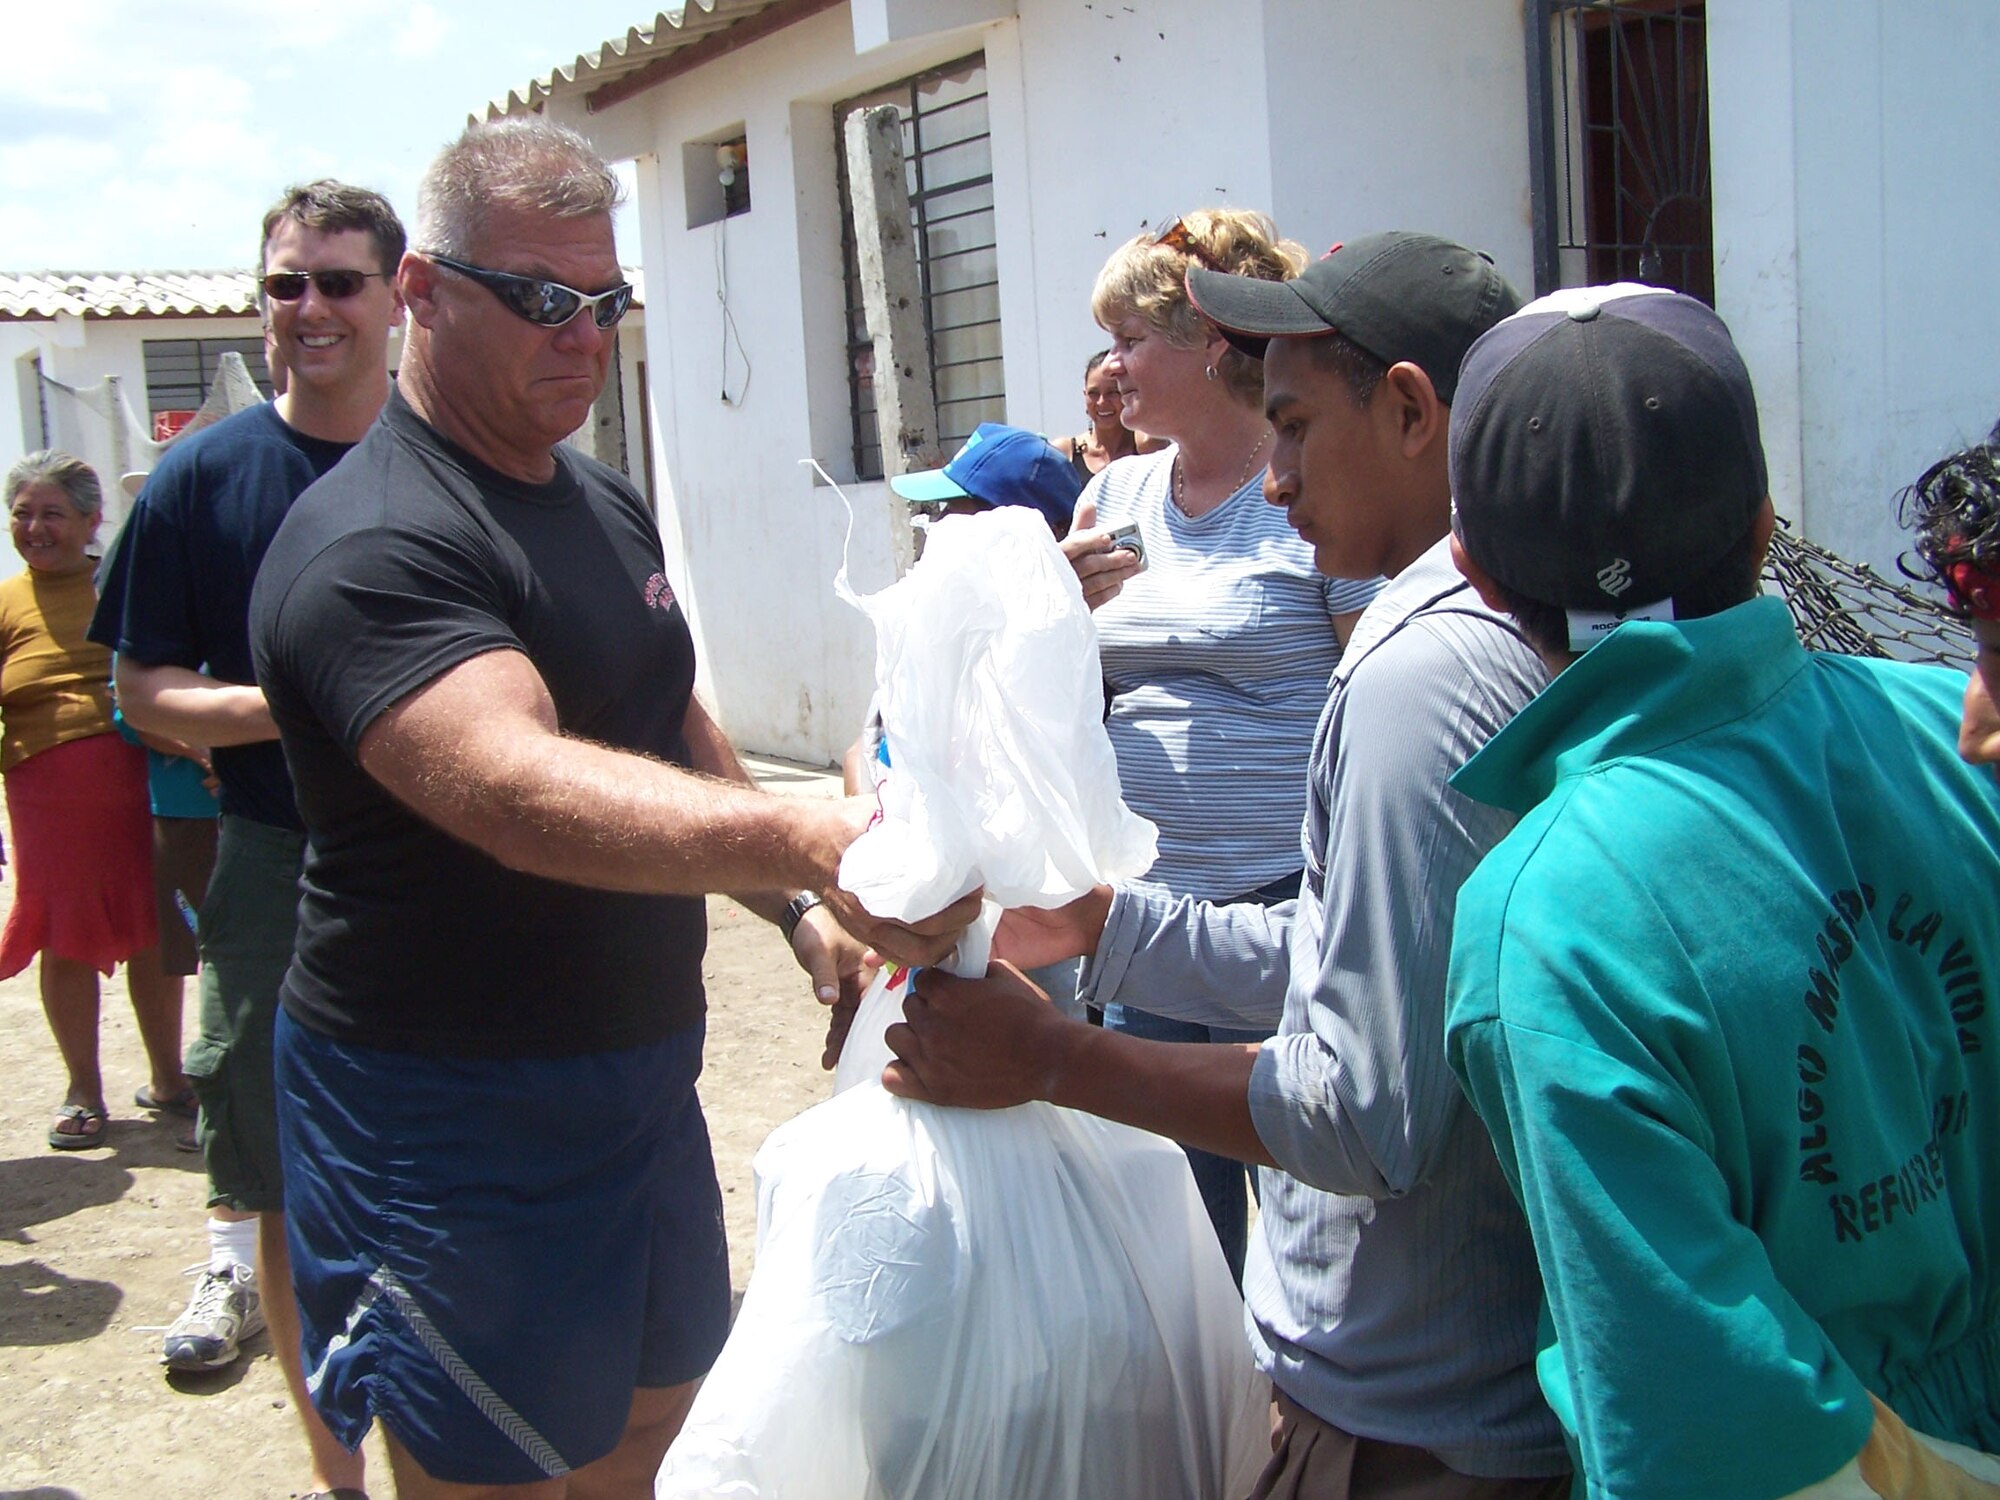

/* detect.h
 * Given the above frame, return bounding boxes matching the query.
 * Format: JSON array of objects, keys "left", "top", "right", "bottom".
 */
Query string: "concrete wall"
[
  {"left": 1262, "top": 0, "right": 1533, "bottom": 290},
  {"left": 1712, "top": 0, "right": 2000, "bottom": 580},
  {"left": 4, "top": 313, "right": 270, "bottom": 468},
  {"left": 553, "top": 0, "right": 1533, "bottom": 762},
  {"left": 545, "top": 5, "right": 990, "bottom": 765}
]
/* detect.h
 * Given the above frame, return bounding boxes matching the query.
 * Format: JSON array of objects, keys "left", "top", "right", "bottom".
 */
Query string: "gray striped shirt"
[
  {"left": 1077, "top": 541, "right": 1569, "bottom": 1477},
  {"left": 1090, "top": 449, "right": 1380, "bottom": 899}
]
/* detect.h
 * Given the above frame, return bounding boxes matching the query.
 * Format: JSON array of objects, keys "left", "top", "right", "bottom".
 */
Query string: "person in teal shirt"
[{"left": 1442, "top": 285, "right": 2000, "bottom": 1499}]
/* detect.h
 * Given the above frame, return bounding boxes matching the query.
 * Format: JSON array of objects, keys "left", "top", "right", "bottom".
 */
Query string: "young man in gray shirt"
[{"left": 879, "top": 233, "right": 1568, "bottom": 1499}]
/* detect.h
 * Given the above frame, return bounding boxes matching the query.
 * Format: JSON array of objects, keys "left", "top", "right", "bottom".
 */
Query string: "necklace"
[{"left": 1173, "top": 428, "right": 1271, "bottom": 514}]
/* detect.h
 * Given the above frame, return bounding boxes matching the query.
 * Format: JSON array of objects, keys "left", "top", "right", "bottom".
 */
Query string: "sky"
[{"left": 0, "top": 0, "right": 655, "bottom": 271}]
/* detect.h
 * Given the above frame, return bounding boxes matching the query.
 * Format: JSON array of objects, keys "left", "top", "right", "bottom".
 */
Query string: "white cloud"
[
  {"left": 393, "top": 3, "right": 451, "bottom": 60},
  {"left": 1, "top": 0, "right": 662, "bottom": 269}
]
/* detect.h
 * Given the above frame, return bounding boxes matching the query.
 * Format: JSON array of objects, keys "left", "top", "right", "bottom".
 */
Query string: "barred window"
[
  {"left": 1527, "top": 1, "right": 1713, "bottom": 302},
  {"left": 142, "top": 336, "right": 275, "bottom": 416}
]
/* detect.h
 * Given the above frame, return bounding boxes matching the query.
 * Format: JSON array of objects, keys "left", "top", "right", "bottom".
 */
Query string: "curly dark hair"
[{"left": 1899, "top": 430, "right": 2000, "bottom": 615}]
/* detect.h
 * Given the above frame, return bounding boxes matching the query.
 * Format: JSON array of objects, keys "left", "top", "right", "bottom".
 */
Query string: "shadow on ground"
[
  {"left": 0, "top": 1258, "right": 121, "bottom": 1345},
  {"left": 0, "top": 1150, "right": 136, "bottom": 1242}
]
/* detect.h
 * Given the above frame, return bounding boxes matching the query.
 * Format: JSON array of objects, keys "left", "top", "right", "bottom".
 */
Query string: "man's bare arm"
[
  {"left": 885, "top": 963, "right": 1275, "bottom": 1167},
  {"left": 358, "top": 647, "right": 850, "bottom": 895},
  {"left": 117, "top": 659, "right": 277, "bottom": 747},
  {"left": 680, "top": 693, "right": 788, "bottom": 924},
  {"left": 356, "top": 648, "right": 975, "bottom": 966},
  {"left": 682, "top": 691, "right": 886, "bottom": 1042}
]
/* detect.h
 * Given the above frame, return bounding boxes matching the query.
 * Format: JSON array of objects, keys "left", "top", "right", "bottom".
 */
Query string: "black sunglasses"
[
  {"left": 261, "top": 268, "right": 391, "bottom": 302},
  {"left": 429, "top": 255, "right": 633, "bottom": 329}
]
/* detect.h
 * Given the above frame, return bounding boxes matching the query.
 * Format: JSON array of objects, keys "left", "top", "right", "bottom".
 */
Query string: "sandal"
[
  {"left": 134, "top": 1084, "right": 199, "bottom": 1119},
  {"left": 49, "top": 1102, "right": 109, "bottom": 1150}
]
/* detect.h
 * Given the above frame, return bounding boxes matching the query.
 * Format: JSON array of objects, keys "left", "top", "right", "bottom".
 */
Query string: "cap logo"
[{"left": 1596, "top": 558, "right": 1634, "bottom": 597}]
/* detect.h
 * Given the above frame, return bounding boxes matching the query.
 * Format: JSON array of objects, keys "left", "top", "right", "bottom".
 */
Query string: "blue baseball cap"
[{"left": 888, "top": 422, "right": 1083, "bottom": 534}]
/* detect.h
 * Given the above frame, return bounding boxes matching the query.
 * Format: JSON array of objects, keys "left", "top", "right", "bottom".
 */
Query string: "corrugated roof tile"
[
  {"left": 483, "top": 1, "right": 791, "bottom": 120},
  {"left": 0, "top": 270, "right": 261, "bottom": 321},
  {"left": 0, "top": 267, "right": 643, "bottom": 321}
]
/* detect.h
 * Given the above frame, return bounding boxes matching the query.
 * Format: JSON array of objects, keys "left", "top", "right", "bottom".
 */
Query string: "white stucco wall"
[
  {"left": 7, "top": 313, "right": 271, "bottom": 464},
  {"left": 1261, "top": 0, "right": 1532, "bottom": 290},
  {"left": 558, "top": 1, "right": 1290, "bottom": 764},
  {"left": 1712, "top": 0, "right": 2000, "bottom": 580},
  {"left": 555, "top": 0, "right": 1534, "bottom": 761},
  {"left": 546, "top": 5, "right": 994, "bottom": 765},
  {"left": 997, "top": 0, "right": 1276, "bottom": 439}
]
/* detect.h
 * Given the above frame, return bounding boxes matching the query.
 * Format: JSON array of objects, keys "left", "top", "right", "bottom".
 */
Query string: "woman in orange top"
[{"left": 1, "top": 452, "right": 185, "bottom": 1148}]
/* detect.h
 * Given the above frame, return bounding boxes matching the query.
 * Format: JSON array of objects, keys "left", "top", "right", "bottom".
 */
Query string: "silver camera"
[{"left": 1107, "top": 521, "right": 1146, "bottom": 571}]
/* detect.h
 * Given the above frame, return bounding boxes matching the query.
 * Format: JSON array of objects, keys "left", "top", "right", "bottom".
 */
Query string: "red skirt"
[{"left": 0, "top": 733, "right": 159, "bottom": 978}]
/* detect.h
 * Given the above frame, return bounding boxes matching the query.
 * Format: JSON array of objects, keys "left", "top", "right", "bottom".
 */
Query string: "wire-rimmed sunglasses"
[
  {"left": 428, "top": 255, "right": 633, "bottom": 329},
  {"left": 260, "top": 268, "right": 392, "bottom": 301}
]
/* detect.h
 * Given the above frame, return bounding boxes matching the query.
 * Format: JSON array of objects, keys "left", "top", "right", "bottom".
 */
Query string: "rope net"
[
  {"left": 39, "top": 352, "right": 266, "bottom": 541},
  {"left": 1764, "top": 521, "right": 1973, "bottom": 673}
]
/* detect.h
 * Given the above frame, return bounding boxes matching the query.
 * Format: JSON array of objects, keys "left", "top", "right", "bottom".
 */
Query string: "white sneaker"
[{"left": 161, "top": 1262, "right": 264, "bottom": 1371}]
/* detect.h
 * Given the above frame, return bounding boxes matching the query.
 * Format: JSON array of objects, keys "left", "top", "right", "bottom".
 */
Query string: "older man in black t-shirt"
[{"left": 250, "top": 119, "right": 973, "bottom": 1497}]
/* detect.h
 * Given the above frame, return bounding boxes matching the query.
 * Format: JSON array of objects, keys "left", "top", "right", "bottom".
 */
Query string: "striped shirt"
[
  {"left": 1077, "top": 541, "right": 1569, "bottom": 1477},
  {"left": 1089, "top": 449, "right": 1379, "bottom": 899}
]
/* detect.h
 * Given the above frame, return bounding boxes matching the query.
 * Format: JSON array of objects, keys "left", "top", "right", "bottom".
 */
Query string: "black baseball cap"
[
  {"left": 1185, "top": 230, "right": 1523, "bottom": 404},
  {"left": 1449, "top": 284, "right": 1768, "bottom": 642}
]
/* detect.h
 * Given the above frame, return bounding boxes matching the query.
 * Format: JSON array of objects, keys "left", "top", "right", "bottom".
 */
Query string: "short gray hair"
[
  {"left": 6, "top": 451, "right": 104, "bottom": 515},
  {"left": 413, "top": 118, "right": 624, "bottom": 259}
]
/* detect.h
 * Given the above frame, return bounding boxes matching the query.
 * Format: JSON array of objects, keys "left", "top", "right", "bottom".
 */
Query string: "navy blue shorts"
[{"left": 275, "top": 1010, "right": 731, "bottom": 1485}]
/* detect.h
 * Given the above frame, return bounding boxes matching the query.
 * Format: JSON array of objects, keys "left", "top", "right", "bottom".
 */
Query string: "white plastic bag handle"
[{"left": 942, "top": 898, "right": 1000, "bottom": 979}]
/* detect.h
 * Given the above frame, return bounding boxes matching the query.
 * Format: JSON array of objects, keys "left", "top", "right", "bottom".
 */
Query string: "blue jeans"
[{"left": 1101, "top": 870, "right": 1299, "bottom": 1286}]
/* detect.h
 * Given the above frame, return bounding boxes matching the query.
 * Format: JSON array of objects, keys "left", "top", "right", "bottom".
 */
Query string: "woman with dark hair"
[
  {"left": 1, "top": 451, "right": 186, "bottom": 1148},
  {"left": 1053, "top": 349, "right": 1163, "bottom": 485},
  {"left": 1902, "top": 433, "right": 2000, "bottom": 775},
  {"left": 1063, "top": 210, "right": 1381, "bottom": 1282}
]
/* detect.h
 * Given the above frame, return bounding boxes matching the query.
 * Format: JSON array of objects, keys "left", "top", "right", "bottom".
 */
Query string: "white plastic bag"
[
  {"left": 658, "top": 1057, "right": 1272, "bottom": 1500},
  {"left": 658, "top": 502, "right": 1269, "bottom": 1499},
  {"left": 833, "top": 505, "right": 1158, "bottom": 921}
]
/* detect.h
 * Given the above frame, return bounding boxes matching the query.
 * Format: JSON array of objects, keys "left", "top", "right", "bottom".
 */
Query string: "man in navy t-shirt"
[{"left": 91, "top": 179, "right": 405, "bottom": 1500}]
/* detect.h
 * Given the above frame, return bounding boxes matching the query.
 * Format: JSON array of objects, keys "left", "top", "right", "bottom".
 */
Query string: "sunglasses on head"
[
  {"left": 429, "top": 255, "right": 633, "bottom": 329},
  {"left": 261, "top": 268, "right": 391, "bottom": 301},
  {"left": 1150, "top": 215, "right": 1222, "bottom": 273}
]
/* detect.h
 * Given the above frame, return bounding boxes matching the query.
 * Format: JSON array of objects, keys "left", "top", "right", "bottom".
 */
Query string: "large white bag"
[
  {"left": 834, "top": 505, "right": 1158, "bottom": 923},
  {"left": 659, "top": 1033, "right": 1271, "bottom": 1498},
  {"left": 658, "top": 504, "right": 1270, "bottom": 1500}
]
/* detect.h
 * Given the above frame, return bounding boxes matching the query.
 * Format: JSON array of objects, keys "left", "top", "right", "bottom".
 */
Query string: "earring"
[{"left": 1204, "top": 364, "right": 1218, "bottom": 381}]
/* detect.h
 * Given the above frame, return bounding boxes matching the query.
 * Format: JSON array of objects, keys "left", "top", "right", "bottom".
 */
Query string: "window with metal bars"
[
  {"left": 1526, "top": 0, "right": 1713, "bottom": 302},
  {"left": 834, "top": 53, "right": 1005, "bottom": 481},
  {"left": 142, "top": 336, "right": 276, "bottom": 415}
]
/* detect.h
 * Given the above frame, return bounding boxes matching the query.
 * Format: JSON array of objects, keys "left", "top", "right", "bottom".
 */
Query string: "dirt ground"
[{"left": 0, "top": 757, "right": 844, "bottom": 1500}]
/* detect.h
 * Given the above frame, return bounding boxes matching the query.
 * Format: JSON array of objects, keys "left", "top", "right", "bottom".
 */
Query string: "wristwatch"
[{"left": 780, "top": 891, "right": 822, "bottom": 944}]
